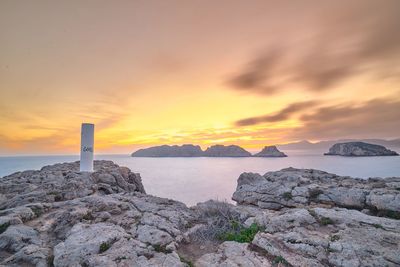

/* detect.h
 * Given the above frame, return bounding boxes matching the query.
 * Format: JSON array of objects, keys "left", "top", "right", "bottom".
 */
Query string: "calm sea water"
[{"left": 1, "top": 151, "right": 399, "bottom": 206}]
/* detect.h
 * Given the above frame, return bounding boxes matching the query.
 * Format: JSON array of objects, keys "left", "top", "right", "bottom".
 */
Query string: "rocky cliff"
[
  {"left": 202, "top": 145, "right": 251, "bottom": 157},
  {"left": 1, "top": 162, "right": 399, "bottom": 267},
  {"left": 253, "top": 146, "right": 287, "bottom": 157},
  {"left": 324, "top": 141, "right": 399, "bottom": 156},
  {"left": 131, "top": 144, "right": 203, "bottom": 157}
]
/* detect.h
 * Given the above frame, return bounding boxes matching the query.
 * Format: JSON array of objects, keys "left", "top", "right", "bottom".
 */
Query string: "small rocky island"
[
  {"left": 202, "top": 144, "right": 251, "bottom": 157},
  {"left": 131, "top": 144, "right": 203, "bottom": 157},
  {"left": 253, "top": 145, "right": 287, "bottom": 157},
  {"left": 1, "top": 160, "right": 399, "bottom": 266},
  {"left": 325, "top": 141, "right": 399, "bottom": 156}
]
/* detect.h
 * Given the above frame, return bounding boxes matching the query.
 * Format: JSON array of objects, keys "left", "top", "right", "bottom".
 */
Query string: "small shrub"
[
  {"left": 54, "top": 194, "right": 63, "bottom": 202},
  {"left": 326, "top": 247, "right": 335, "bottom": 253},
  {"left": 309, "top": 188, "right": 323, "bottom": 199},
  {"left": 0, "top": 222, "right": 10, "bottom": 234},
  {"left": 179, "top": 255, "right": 194, "bottom": 267},
  {"left": 330, "top": 235, "right": 340, "bottom": 242},
  {"left": 191, "top": 200, "right": 243, "bottom": 242},
  {"left": 273, "top": 255, "right": 289, "bottom": 265},
  {"left": 372, "top": 223, "right": 383, "bottom": 229},
  {"left": 99, "top": 242, "right": 110, "bottom": 253},
  {"left": 116, "top": 256, "right": 127, "bottom": 262},
  {"left": 379, "top": 210, "right": 400, "bottom": 220},
  {"left": 219, "top": 222, "right": 262, "bottom": 243},
  {"left": 153, "top": 244, "right": 172, "bottom": 253},
  {"left": 282, "top": 192, "right": 293, "bottom": 200},
  {"left": 47, "top": 255, "right": 55, "bottom": 267},
  {"left": 82, "top": 211, "right": 94, "bottom": 221},
  {"left": 30, "top": 206, "right": 43, "bottom": 217},
  {"left": 319, "top": 217, "right": 333, "bottom": 226}
]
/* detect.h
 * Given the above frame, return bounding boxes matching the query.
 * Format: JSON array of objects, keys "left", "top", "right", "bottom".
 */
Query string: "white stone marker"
[{"left": 80, "top": 123, "right": 94, "bottom": 172}]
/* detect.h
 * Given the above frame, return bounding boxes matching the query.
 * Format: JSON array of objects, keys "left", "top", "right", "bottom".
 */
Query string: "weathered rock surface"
[
  {"left": 132, "top": 144, "right": 203, "bottom": 157},
  {"left": 203, "top": 145, "right": 251, "bottom": 157},
  {"left": 253, "top": 146, "right": 287, "bottom": 157},
  {"left": 232, "top": 167, "right": 400, "bottom": 215},
  {"left": 0, "top": 161, "right": 194, "bottom": 267},
  {"left": 2, "top": 161, "right": 400, "bottom": 267},
  {"left": 325, "top": 141, "right": 399, "bottom": 156},
  {"left": 0, "top": 160, "right": 145, "bottom": 210}
]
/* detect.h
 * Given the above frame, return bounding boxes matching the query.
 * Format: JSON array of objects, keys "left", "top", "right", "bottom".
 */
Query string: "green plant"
[
  {"left": 116, "top": 256, "right": 127, "bottom": 262},
  {"left": 47, "top": 255, "right": 55, "bottom": 267},
  {"left": 273, "top": 255, "right": 289, "bottom": 265},
  {"left": 319, "top": 217, "right": 333, "bottom": 225},
  {"left": 30, "top": 206, "right": 43, "bottom": 217},
  {"left": 330, "top": 235, "right": 340, "bottom": 242},
  {"left": 309, "top": 188, "right": 323, "bottom": 199},
  {"left": 282, "top": 192, "right": 293, "bottom": 200},
  {"left": 82, "top": 211, "right": 94, "bottom": 221},
  {"left": 372, "top": 223, "right": 383, "bottom": 229},
  {"left": 153, "top": 244, "right": 172, "bottom": 253},
  {"left": 179, "top": 255, "right": 194, "bottom": 267},
  {"left": 0, "top": 222, "right": 10, "bottom": 234},
  {"left": 219, "top": 222, "right": 262, "bottom": 243},
  {"left": 99, "top": 242, "right": 110, "bottom": 253}
]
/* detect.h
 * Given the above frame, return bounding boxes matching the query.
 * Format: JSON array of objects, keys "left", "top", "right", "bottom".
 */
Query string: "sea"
[{"left": 1, "top": 151, "right": 399, "bottom": 206}]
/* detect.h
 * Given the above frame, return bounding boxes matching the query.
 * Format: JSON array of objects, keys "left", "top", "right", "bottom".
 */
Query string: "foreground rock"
[
  {"left": 2, "top": 161, "right": 400, "bottom": 267},
  {"left": 232, "top": 167, "right": 400, "bottom": 215},
  {"left": 131, "top": 144, "right": 203, "bottom": 157},
  {"left": 324, "top": 141, "right": 399, "bottom": 156},
  {"left": 0, "top": 161, "right": 194, "bottom": 267},
  {"left": 253, "top": 146, "right": 287, "bottom": 157},
  {"left": 203, "top": 145, "right": 251, "bottom": 157}
]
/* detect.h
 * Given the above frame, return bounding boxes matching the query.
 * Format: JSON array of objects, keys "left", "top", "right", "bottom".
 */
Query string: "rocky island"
[
  {"left": 131, "top": 144, "right": 203, "bottom": 157},
  {"left": 131, "top": 144, "right": 253, "bottom": 157},
  {"left": 253, "top": 146, "right": 287, "bottom": 157},
  {"left": 1, "top": 161, "right": 399, "bottom": 266},
  {"left": 325, "top": 141, "right": 399, "bottom": 157},
  {"left": 202, "top": 145, "right": 252, "bottom": 157}
]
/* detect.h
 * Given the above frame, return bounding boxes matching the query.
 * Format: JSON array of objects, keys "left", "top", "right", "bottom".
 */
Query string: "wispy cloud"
[{"left": 228, "top": 0, "right": 400, "bottom": 94}]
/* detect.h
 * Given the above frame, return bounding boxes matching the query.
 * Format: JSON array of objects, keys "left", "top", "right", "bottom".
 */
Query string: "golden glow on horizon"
[{"left": 1, "top": 0, "right": 399, "bottom": 155}]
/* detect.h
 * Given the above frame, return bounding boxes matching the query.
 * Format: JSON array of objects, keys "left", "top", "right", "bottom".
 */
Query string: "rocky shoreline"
[{"left": 1, "top": 161, "right": 399, "bottom": 266}]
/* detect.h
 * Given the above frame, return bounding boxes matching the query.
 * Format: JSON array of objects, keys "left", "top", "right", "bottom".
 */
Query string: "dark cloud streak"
[{"left": 236, "top": 100, "right": 317, "bottom": 126}]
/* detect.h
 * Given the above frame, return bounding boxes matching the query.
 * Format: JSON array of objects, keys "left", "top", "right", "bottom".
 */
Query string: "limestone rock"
[
  {"left": 232, "top": 167, "right": 400, "bottom": 215},
  {"left": 0, "top": 160, "right": 145, "bottom": 209}
]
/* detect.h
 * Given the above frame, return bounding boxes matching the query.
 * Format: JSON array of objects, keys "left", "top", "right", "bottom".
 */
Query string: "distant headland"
[{"left": 131, "top": 144, "right": 286, "bottom": 157}]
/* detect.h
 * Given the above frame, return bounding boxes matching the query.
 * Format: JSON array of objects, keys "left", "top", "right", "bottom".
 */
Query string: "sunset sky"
[{"left": 1, "top": 0, "right": 400, "bottom": 155}]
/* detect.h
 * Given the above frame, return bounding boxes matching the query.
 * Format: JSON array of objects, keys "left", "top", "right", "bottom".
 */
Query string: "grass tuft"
[
  {"left": 0, "top": 222, "right": 10, "bottom": 234},
  {"left": 219, "top": 222, "right": 262, "bottom": 243},
  {"left": 282, "top": 192, "right": 293, "bottom": 200},
  {"left": 273, "top": 255, "right": 289, "bottom": 265},
  {"left": 99, "top": 242, "right": 110, "bottom": 253},
  {"left": 179, "top": 255, "right": 194, "bottom": 267}
]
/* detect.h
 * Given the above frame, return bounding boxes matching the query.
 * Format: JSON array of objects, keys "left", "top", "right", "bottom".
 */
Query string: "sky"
[{"left": 1, "top": 0, "right": 400, "bottom": 155}]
